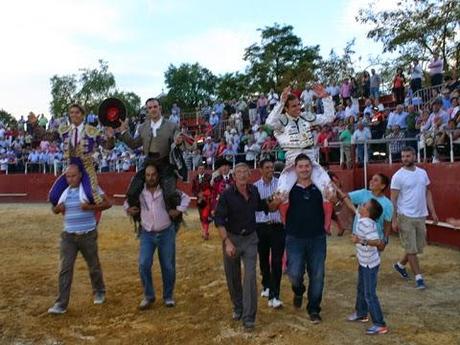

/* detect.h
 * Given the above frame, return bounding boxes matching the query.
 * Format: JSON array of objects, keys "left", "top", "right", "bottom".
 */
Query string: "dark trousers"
[
  {"left": 256, "top": 223, "right": 285, "bottom": 299},
  {"left": 393, "top": 87, "right": 405, "bottom": 105},
  {"left": 410, "top": 78, "right": 422, "bottom": 93},
  {"left": 55, "top": 230, "right": 105, "bottom": 309},
  {"left": 355, "top": 265, "right": 386, "bottom": 327},
  {"left": 431, "top": 73, "right": 443, "bottom": 87},
  {"left": 286, "top": 234, "right": 326, "bottom": 315},
  {"left": 223, "top": 231, "right": 258, "bottom": 323}
]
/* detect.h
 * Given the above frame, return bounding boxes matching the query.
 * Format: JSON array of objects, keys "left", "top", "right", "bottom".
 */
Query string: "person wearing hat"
[
  {"left": 192, "top": 163, "right": 213, "bottom": 240},
  {"left": 28, "top": 104, "right": 115, "bottom": 206},
  {"left": 211, "top": 158, "right": 234, "bottom": 213}
]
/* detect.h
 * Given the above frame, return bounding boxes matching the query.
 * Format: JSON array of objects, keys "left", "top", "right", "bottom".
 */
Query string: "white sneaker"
[
  {"left": 48, "top": 303, "right": 66, "bottom": 315},
  {"left": 260, "top": 288, "right": 270, "bottom": 298},
  {"left": 268, "top": 298, "right": 283, "bottom": 309}
]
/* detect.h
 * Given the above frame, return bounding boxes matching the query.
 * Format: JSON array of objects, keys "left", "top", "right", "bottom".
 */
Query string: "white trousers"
[{"left": 277, "top": 149, "right": 332, "bottom": 198}]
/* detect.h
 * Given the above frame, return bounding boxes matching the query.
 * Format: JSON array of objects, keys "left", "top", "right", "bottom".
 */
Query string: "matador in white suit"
[{"left": 266, "top": 85, "right": 335, "bottom": 201}]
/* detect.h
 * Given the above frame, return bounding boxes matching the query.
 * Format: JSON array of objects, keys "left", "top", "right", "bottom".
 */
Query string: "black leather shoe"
[{"left": 293, "top": 294, "right": 303, "bottom": 309}]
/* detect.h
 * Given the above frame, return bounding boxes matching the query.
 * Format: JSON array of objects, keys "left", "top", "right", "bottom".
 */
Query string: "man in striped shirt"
[
  {"left": 253, "top": 159, "right": 285, "bottom": 309},
  {"left": 48, "top": 164, "right": 112, "bottom": 315}
]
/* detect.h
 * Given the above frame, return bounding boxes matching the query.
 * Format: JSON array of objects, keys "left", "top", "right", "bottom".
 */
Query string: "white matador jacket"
[{"left": 266, "top": 96, "right": 336, "bottom": 197}]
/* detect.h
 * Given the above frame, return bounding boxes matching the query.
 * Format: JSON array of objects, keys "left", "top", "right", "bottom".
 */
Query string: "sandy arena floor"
[{"left": 0, "top": 204, "right": 459, "bottom": 345}]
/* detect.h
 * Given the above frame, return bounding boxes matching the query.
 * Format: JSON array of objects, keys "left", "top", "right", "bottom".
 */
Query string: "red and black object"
[{"left": 98, "top": 98, "right": 127, "bottom": 128}]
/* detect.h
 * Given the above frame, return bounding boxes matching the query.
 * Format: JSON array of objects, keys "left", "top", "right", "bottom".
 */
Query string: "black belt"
[
  {"left": 64, "top": 229, "right": 96, "bottom": 237},
  {"left": 229, "top": 230, "right": 255, "bottom": 237},
  {"left": 257, "top": 221, "right": 283, "bottom": 225}
]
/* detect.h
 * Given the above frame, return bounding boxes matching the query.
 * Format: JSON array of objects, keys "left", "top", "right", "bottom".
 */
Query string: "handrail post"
[
  {"left": 449, "top": 131, "right": 454, "bottom": 163},
  {"left": 388, "top": 141, "right": 392, "bottom": 165},
  {"left": 364, "top": 141, "right": 368, "bottom": 189}
]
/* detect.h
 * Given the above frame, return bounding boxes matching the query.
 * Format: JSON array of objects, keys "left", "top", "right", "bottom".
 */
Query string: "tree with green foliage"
[
  {"left": 318, "top": 40, "right": 357, "bottom": 85},
  {"left": 357, "top": 0, "right": 460, "bottom": 69},
  {"left": 243, "top": 23, "right": 320, "bottom": 91},
  {"left": 0, "top": 109, "right": 17, "bottom": 128},
  {"left": 49, "top": 60, "right": 140, "bottom": 118},
  {"left": 216, "top": 72, "right": 249, "bottom": 101},
  {"left": 164, "top": 63, "right": 217, "bottom": 110}
]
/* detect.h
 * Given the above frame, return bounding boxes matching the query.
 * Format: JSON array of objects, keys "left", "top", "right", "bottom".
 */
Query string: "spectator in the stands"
[
  {"left": 449, "top": 97, "right": 459, "bottom": 121},
  {"left": 392, "top": 68, "right": 406, "bottom": 105},
  {"left": 370, "top": 69, "right": 381, "bottom": 100},
  {"left": 213, "top": 100, "right": 225, "bottom": 118},
  {"left": 209, "top": 112, "right": 220, "bottom": 128},
  {"left": 169, "top": 110, "right": 180, "bottom": 125},
  {"left": 317, "top": 125, "right": 333, "bottom": 165},
  {"left": 216, "top": 138, "right": 227, "bottom": 158},
  {"left": 248, "top": 96, "right": 258, "bottom": 126},
  {"left": 202, "top": 137, "right": 216, "bottom": 166},
  {"left": 340, "top": 78, "right": 352, "bottom": 105},
  {"left": 38, "top": 114, "right": 48, "bottom": 129},
  {"left": 387, "top": 104, "right": 408, "bottom": 132},
  {"left": 171, "top": 103, "right": 181, "bottom": 117},
  {"left": 257, "top": 94, "right": 269, "bottom": 123},
  {"left": 267, "top": 88, "right": 279, "bottom": 111},
  {"left": 344, "top": 99, "right": 357, "bottom": 121},
  {"left": 405, "top": 105, "right": 420, "bottom": 140},
  {"left": 409, "top": 59, "right": 423, "bottom": 94},
  {"left": 441, "top": 89, "right": 452, "bottom": 110},
  {"left": 352, "top": 120, "right": 371, "bottom": 165},
  {"left": 254, "top": 125, "right": 268, "bottom": 146},
  {"left": 335, "top": 104, "right": 345, "bottom": 120},
  {"left": 428, "top": 52, "right": 444, "bottom": 87},
  {"left": 422, "top": 98, "right": 449, "bottom": 132},
  {"left": 340, "top": 124, "right": 353, "bottom": 169},
  {"left": 361, "top": 71, "right": 371, "bottom": 99},
  {"left": 363, "top": 99, "right": 373, "bottom": 116},
  {"left": 445, "top": 70, "right": 459, "bottom": 93},
  {"left": 386, "top": 125, "right": 406, "bottom": 161}
]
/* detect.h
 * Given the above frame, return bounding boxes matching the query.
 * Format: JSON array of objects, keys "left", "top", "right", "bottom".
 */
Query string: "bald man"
[{"left": 48, "top": 164, "right": 112, "bottom": 315}]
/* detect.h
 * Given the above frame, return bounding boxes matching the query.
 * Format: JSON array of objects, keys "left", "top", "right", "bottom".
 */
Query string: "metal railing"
[{"left": 412, "top": 82, "right": 448, "bottom": 109}]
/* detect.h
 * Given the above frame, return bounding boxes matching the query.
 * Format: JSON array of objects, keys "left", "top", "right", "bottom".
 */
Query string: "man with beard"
[{"left": 391, "top": 146, "right": 438, "bottom": 289}]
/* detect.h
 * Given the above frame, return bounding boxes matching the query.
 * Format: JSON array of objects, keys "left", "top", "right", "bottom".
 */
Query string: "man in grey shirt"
[{"left": 370, "top": 69, "right": 381, "bottom": 100}]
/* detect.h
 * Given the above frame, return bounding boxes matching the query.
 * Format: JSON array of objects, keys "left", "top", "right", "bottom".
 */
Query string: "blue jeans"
[
  {"left": 138, "top": 225, "right": 176, "bottom": 301},
  {"left": 356, "top": 144, "right": 366, "bottom": 164},
  {"left": 286, "top": 235, "right": 326, "bottom": 315},
  {"left": 370, "top": 87, "right": 380, "bottom": 99},
  {"left": 355, "top": 265, "right": 386, "bottom": 326}
]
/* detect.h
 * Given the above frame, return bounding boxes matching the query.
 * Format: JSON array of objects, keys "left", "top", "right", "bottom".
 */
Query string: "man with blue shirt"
[
  {"left": 386, "top": 104, "right": 408, "bottom": 132},
  {"left": 48, "top": 164, "right": 111, "bottom": 315}
]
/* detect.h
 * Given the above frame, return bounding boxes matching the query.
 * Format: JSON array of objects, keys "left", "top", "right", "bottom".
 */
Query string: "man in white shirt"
[
  {"left": 267, "top": 89, "right": 279, "bottom": 111},
  {"left": 428, "top": 53, "right": 443, "bottom": 87},
  {"left": 390, "top": 146, "right": 438, "bottom": 289},
  {"left": 351, "top": 121, "right": 371, "bottom": 164},
  {"left": 409, "top": 59, "right": 423, "bottom": 93},
  {"left": 300, "top": 84, "right": 316, "bottom": 111}
]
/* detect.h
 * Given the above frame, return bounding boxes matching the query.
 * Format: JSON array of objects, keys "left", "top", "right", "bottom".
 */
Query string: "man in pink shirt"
[{"left": 125, "top": 162, "right": 190, "bottom": 310}]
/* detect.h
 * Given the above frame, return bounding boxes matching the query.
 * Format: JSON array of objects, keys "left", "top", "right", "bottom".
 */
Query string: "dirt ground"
[{"left": 0, "top": 204, "right": 459, "bottom": 345}]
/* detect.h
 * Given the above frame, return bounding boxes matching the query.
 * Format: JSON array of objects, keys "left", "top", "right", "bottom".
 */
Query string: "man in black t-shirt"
[{"left": 285, "top": 153, "right": 327, "bottom": 324}]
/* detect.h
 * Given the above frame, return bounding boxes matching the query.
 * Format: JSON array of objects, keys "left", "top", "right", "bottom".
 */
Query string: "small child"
[{"left": 341, "top": 196, "right": 389, "bottom": 335}]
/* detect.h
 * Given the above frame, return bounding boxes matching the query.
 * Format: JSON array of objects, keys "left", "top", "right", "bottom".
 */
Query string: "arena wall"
[{"left": 0, "top": 163, "right": 459, "bottom": 248}]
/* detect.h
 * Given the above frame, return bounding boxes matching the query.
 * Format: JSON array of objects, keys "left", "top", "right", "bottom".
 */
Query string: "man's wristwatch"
[{"left": 361, "top": 239, "right": 368, "bottom": 246}]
